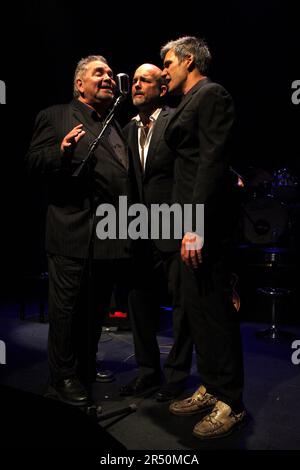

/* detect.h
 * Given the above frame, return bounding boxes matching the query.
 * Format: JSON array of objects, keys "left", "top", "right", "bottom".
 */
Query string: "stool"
[
  {"left": 256, "top": 287, "right": 293, "bottom": 339},
  {"left": 19, "top": 272, "right": 48, "bottom": 323}
]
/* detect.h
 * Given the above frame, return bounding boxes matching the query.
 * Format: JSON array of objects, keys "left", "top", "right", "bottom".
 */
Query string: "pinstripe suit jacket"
[{"left": 25, "top": 99, "right": 135, "bottom": 259}]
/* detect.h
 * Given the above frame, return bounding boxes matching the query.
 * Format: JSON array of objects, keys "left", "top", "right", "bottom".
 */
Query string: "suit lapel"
[
  {"left": 71, "top": 100, "right": 101, "bottom": 139},
  {"left": 128, "top": 121, "right": 141, "bottom": 171},
  {"left": 144, "top": 108, "right": 170, "bottom": 175},
  {"left": 127, "top": 121, "right": 143, "bottom": 198},
  {"left": 166, "top": 78, "right": 211, "bottom": 128},
  {"left": 71, "top": 100, "right": 128, "bottom": 170}
]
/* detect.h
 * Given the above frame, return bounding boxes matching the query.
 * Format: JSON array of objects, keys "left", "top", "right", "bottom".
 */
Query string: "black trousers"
[
  {"left": 182, "top": 257, "right": 244, "bottom": 411},
  {"left": 129, "top": 242, "right": 193, "bottom": 383},
  {"left": 47, "top": 254, "right": 129, "bottom": 384}
]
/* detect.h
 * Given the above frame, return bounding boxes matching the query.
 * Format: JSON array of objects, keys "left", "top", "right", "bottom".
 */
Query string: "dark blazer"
[
  {"left": 164, "top": 79, "right": 236, "bottom": 258},
  {"left": 124, "top": 106, "right": 180, "bottom": 252},
  {"left": 25, "top": 99, "right": 134, "bottom": 259}
]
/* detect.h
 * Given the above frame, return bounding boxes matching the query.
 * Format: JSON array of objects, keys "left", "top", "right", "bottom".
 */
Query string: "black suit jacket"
[
  {"left": 124, "top": 106, "right": 180, "bottom": 252},
  {"left": 164, "top": 79, "right": 236, "bottom": 258},
  {"left": 25, "top": 99, "right": 134, "bottom": 259}
]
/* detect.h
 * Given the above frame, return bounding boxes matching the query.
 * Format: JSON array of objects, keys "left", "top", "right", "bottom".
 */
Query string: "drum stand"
[
  {"left": 256, "top": 286, "right": 294, "bottom": 339},
  {"left": 254, "top": 248, "right": 295, "bottom": 340}
]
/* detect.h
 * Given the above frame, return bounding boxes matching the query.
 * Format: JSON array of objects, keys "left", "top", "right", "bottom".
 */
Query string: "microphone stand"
[
  {"left": 70, "top": 94, "right": 134, "bottom": 421},
  {"left": 72, "top": 95, "right": 124, "bottom": 179}
]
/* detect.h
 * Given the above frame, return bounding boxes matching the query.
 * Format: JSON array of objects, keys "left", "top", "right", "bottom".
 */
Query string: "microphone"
[
  {"left": 97, "top": 403, "right": 137, "bottom": 421},
  {"left": 116, "top": 73, "right": 130, "bottom": 97}
]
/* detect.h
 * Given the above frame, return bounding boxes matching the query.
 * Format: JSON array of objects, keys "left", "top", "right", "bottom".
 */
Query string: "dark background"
[{"left": 0, "top": 0, "right": 299, "bottom": 295}]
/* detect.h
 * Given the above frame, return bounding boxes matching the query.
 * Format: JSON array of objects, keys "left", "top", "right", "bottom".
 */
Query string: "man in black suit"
[
  {"left": 119, "top": 64, "right": 193, "bottom": 401},
  {"left": 25, "top": 55, "right": 132, "bottom": 406},
  {"left": 160, "top": 37, "right": 245, "bottom": 439}
]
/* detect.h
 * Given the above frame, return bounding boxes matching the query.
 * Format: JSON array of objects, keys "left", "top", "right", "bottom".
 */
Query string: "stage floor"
[{"left": 1, "top": 301, "right": 300, "bottom": 450}]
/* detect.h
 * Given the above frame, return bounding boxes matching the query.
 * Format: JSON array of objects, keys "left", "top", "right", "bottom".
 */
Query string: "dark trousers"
[
  {"left": 182, "top": 257, "right": 244, "bottom": 411},
  {"left": 47, "top": 254, "right": 128, "bottom": 384},
  {"left": 129, "top": 242, "right": 193, "bottom": 383}
]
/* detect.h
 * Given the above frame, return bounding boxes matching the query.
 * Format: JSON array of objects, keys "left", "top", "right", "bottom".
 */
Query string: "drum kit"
[
  {"left": 230, "top": 167, "right": 300, "bottom": 337},
  {"left": 233, "top": 167, "right": 299, "bottom": 336},
  {"left": 241, "top": 167, "right": 300, "bottom": 247}
]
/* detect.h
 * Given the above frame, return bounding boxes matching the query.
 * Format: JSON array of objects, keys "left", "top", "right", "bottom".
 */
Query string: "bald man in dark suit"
[{"left": 119, "top": 64, "right": 193, "bottom": 401}]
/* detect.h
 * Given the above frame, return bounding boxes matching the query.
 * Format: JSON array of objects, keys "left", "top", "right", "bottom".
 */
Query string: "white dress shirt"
[{"left": 132, "top": 108, "right": 162, "bottom": 171}]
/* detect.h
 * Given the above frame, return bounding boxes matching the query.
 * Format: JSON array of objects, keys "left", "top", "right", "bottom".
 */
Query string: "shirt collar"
[
  {"left": 73, "top": 98, "right": 103, "bottom": 122},
  {"left": 132, "top": 108, "right": 162, "bottom": 127}
]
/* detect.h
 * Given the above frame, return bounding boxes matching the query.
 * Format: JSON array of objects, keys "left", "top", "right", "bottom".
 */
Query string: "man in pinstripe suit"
[{"left": 26, "top": 55, "right": 134, "bottom": 406}]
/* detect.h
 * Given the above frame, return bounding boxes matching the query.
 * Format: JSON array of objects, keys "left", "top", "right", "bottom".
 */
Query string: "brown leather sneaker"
[
  {"left": 169, "top": 385, "right": 217, "bottom": 416},
  {"left": 193, "top": 400, "right": 246, "bottom": 439}
]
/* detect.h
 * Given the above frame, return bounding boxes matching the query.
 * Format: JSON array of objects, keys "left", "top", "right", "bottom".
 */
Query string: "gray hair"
[
  {"left": 160, "top": 36, "right": 211, "bottom": 74},
  {"left": 73, "top": 55, "right": 108, "bottom": 98}
]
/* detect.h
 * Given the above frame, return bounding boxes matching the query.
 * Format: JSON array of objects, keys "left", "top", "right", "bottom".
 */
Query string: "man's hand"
[
  {"left": 181, "top": 232, "right": 203, "bottom": 269},
  {"left": 60, "top": 124, "right": 85, "bottom": 155}
]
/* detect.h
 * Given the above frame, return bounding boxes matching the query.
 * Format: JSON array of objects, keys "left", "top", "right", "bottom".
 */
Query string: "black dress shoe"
[
  {"left": 95, "top": 369, "right": 115, "bottom": 383},
  {"left": 155, "top": 382, "right": 185, "bottom": 403},
  {"left": 50, "top": 378, "right": 88, "bottom": 406},
  {"left": 119, "top": 375, "right": 161, "bottom": 396}
]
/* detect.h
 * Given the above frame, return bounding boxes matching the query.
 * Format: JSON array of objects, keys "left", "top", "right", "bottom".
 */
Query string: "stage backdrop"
[{"left": 0, "top": 0, "right": 299, "bottom": 292}]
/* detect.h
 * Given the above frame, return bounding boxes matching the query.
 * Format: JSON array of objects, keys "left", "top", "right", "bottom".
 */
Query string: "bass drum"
[{"left": 243, "top": 195, "right": 289, "bottom": 244}]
